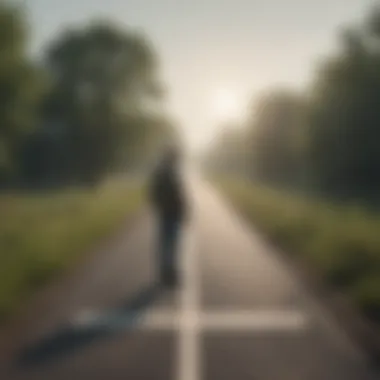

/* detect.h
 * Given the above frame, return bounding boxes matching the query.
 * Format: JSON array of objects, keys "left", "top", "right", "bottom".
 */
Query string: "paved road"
[{"left": 0, "top": 177, "right": 377, "bottom": 380}]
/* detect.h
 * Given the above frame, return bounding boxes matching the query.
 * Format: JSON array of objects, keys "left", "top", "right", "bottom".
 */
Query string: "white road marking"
[
  {"left": 177, "top": 224, "right": 201, "bottom": 380},
  {"left": 71, "top": 309, "right": 308, "bottom": 332},
  {"left": 202, "top": 310, "right": 307, "bottom": 331}
]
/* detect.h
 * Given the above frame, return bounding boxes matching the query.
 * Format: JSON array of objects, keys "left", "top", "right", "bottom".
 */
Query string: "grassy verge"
[
  {"left": 215, "top": 178, "right": 380, "bottom": 325},
  {"left": 0, "top": 179, "right": 145, "bottom": 321}
]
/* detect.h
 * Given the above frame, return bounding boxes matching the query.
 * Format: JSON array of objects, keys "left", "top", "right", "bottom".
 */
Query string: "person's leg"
[
  {"left": 158, "top": 217, "right": 170, "bottom": 283},
  {"left": 166, "top": 220, "right": 180, "bottom": 283},
  {"left": 159, "top": 218, "right": 180, "bottom": 286}
]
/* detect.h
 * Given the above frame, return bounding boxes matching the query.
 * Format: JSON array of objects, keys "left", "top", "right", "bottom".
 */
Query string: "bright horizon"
[{"left": 26, "top": 0, "right": 375, "bottom": 153}]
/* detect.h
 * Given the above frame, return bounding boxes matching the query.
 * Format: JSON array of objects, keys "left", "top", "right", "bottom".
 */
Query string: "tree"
[
  {"left": 0, "top": 3, "right": 44, "bottom": 185},
  {"left": 308, "top": 7, "right": 380, "bottom": 200},
  {"left": 203, "top": 91, "right": 307, "bottom": 186},
  {"left": 39, "top": 20, "right": 167, "bottom": 185},
  {"left": 247, "top": 89, "right": 307, "bottom": 187}
]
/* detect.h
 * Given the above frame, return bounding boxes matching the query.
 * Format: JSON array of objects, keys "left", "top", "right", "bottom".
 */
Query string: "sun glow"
[{"left": 211, "top": 88, "right": 243, "bottom": 122}]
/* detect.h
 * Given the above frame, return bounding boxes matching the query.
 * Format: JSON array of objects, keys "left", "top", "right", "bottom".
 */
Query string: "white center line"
[{"left": 177, "top": 224, "right": 201, "bottom": 380}]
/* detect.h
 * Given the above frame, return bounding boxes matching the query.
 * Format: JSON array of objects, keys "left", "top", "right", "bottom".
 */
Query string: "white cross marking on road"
[
  {"left": 72, "top": 226, "right": 308, "bottom": 380},
  {"left": 73, "top": 309, "right": 307, "bottom": 332}
]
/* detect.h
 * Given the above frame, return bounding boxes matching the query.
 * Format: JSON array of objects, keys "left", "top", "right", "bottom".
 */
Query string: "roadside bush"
[
  {"left": 0, "top": 180, "right": 144, "bottom": 321},
  {"left": 216, "top": 178, "right": 380, "bottom": 324}
]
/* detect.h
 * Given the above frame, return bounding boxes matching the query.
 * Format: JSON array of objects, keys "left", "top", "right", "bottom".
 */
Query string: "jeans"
[{"left": 158, "top": 218, "right": 181, "bottom": 280}]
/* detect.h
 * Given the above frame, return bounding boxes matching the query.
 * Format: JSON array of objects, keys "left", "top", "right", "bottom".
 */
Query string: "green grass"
[
  {"left": 0, "top": 179, "right": 145, "bottom": 321},
  {"left": 215, "top": 178, "right": 380, "bottom": 324}
]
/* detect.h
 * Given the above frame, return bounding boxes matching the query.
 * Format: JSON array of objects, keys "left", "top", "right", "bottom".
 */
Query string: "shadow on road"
[{"left": 14, "top": 284, "right": 162, "bottom": 370}]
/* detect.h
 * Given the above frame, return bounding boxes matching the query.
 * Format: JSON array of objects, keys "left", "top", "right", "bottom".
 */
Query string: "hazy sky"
[{"left": 26, "top": 0, "right": 375, "bottom": 151}]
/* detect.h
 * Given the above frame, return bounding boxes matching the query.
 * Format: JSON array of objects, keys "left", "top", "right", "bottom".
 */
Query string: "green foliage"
[
  {"left": 0, "top": 180, "right": 143, "bottom": 321},
  {"left": 31, "top": 20, "right": 171, "bottom": 185},
  {"left": 248, "top": 90, "right": 308, "bottom": 186},
  {"left": 0, "top": 3, "right": 45, "bottom": 184},
  {"left": 353, "top": 274, "right": 380, "bottom": 321},
  {"left": 308, "top": 8, "right": 380, "bottom": 199},
  {"left": 0, "top": 5, "right": 176, "bottom": 188},
  {"left": 204, "top": 89, "right": 308, "bottom": 189},
  {"left": 217, "top": 178, "right": 380, "bottom": 324}
]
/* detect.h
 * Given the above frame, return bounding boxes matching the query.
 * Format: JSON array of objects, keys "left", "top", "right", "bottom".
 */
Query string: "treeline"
[
  {"left": 204, "top": 6, "right": 380, "bottom": 204},
  {"left": 0, "top": 3, "right": 177, "bottom": 189}
]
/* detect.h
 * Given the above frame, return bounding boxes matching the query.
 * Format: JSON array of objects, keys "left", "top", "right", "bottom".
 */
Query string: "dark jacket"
[{"left": 150, "top": 160, "right": 186, "bottom": 222}]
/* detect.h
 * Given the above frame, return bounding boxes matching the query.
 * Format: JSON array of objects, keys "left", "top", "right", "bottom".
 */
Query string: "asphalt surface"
[{"left": 0, "top": 177, "right": 378, "bottom": 380}]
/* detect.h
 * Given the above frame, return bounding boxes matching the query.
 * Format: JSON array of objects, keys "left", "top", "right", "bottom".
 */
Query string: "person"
[{"left": 149, "top": 147, "right": 187, "bottom": 288}]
